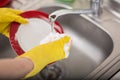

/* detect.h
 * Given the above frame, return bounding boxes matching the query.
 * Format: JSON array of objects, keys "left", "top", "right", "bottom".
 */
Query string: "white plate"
[{"left": 10, "top": 11, "right": 63, "bottom": 55}]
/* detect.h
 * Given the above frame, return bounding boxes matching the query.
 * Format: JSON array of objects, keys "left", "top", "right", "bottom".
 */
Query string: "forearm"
[{"left": 0, "top": 58, "right": 33, "bottom": 79}]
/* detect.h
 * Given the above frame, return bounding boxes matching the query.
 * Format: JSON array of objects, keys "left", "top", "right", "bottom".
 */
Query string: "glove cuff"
[{"left": 17, "top": 50, "right": 48, "bottom": 79}]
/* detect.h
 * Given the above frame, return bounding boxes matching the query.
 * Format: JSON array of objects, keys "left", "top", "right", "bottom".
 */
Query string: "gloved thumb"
[{"left": 54, "top": 36, "right": 71, "bottom": 48}]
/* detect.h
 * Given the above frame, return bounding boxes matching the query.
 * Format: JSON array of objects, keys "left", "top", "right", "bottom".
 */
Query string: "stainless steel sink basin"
[
  {"left": 0, "top": 35, "right": 17, "bottom": 59},
  {"left": 0, "top": 3, "right": 114, "bottom": 80},
  {"left": 36, "top": 6, "right": 113, "bottom": 80}
]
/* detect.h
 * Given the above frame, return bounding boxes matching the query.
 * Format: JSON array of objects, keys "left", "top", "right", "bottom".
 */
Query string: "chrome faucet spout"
[
  {"left": 49, "top": 0, "right": 103, "bottom": 22},
  {"left": 49, "top": 9, "right": 92, "bottom": 22}
]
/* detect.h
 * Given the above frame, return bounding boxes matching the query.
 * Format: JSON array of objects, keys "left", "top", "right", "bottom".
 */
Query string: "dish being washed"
[{"left": 10, "top": 10, "right": 64, "bottom": 55}]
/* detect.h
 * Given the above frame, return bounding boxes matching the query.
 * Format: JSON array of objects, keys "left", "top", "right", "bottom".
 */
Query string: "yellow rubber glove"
[
  {"left": 0, "top": 8, "right": 28, "bottom": 37},
  {"left": 17, "top": 35, "right": 71, "bottom": 78}
]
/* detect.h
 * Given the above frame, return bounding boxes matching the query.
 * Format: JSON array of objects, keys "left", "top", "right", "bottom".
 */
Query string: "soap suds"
[{"left": 40, "top": 32, "right": 71, "bottom": 58}]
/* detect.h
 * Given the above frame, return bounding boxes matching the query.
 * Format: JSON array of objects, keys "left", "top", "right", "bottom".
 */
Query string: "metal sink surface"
[{"left": 36, "top": 6, "right": 113, "bottom": 80}]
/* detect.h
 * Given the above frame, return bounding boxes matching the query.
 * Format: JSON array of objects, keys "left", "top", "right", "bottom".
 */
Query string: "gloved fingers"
[
  {"left": 0, "top": 8, "right": 27, "bottom": 23},
  {"left": 12, "top": 14, "right": 28, "bottom": 23},
  {"left": 8, "top": 8, "right": 23, "bottom": 14},
  {"left": 0, "top": 8, "right": 22, "bottom": 14},
  {"left": 62, "top": 36, "right": 71, "bottom": 43},
  {"left": 7, "top": 8, "right": 28, "bottom": 23},
  {"left": 2, "top": 13, "right": 28, "bottom": 23},
  {"left": 40, "top": 33, "right": 71, "bottom": 48},
  {"left": 56, "top": 36, "right": 71, "bottom": 47},
  {"left": 57, "top": 36, "right": 71, "bottom": 57}
]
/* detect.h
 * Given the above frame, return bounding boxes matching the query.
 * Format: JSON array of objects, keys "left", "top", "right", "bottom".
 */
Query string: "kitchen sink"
[
  {"left": 37, "top": 6, "right": 113, "bottom": 80},
  {"left": 0, "top": 3, "right": 114, "bottom": 80}
]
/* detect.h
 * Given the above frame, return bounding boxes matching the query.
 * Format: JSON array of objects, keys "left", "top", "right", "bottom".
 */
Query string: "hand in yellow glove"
[
  {"left": 17, "top": 34, "right": 71, "bottom": 78},
  {"left": 0, "top": 8, "right": 28, "bottom": 37}
]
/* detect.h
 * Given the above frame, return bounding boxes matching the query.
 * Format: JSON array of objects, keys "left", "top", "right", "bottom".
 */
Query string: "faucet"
[
  {"left": 91, "top": 0, "right": 103, "bottom": 17},
  {"left": 49, "top": 0, "right": 103, "bottom": 22}
]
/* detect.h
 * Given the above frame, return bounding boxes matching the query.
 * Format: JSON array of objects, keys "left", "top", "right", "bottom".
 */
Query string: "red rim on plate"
[
  {"left": 0, "top": 0, "right": 10, "bottom": 7},
  {"left": 10, "top": 10, "right": 64, "bottom": 55}
]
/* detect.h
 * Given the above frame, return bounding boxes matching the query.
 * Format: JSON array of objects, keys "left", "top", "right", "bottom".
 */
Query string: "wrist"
[
  {"left": 14, "top": 57, "right": 34, "bottom": 78},
  {"left": 17, "top": 50, "right": 48, "bottom": 78}
]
